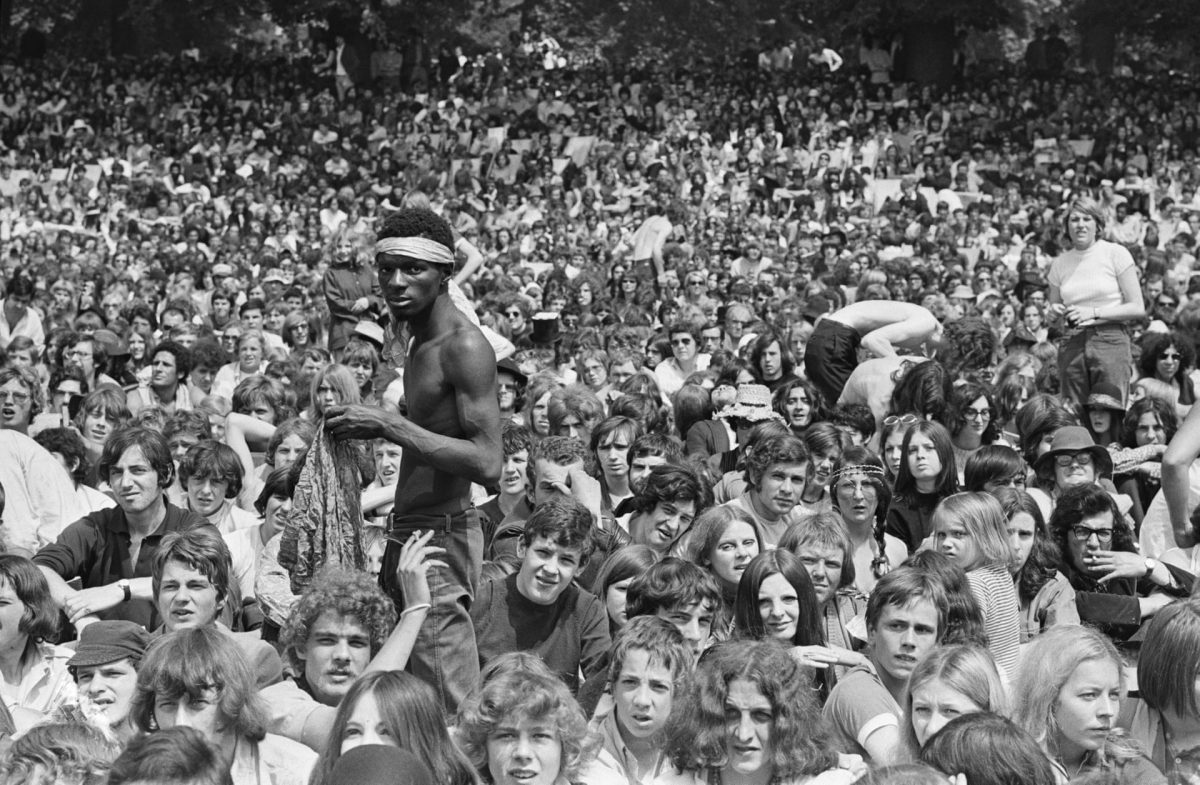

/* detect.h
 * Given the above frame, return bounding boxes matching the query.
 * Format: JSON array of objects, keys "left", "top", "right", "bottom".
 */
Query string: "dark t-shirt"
[
  {"left": 471, "top": 573, "right": 611, "bottom": 693},
  {"left": 34, "top": 502, "right": 208, "bottom": 629}
]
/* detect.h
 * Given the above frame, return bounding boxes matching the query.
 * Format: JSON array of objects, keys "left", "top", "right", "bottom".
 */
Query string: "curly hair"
[
  {"left": 0, "top": 722, "right": 119, "bottom": 785},
  {"left": 743, "top": 433, "right": 809, "bottom": 489},
  {"left": 151, "top": 339, "right": 194, "bottom": 382},
  {"left": 1138, "top": 331, "right": 1196, "bottom": 406},
  {"left": 280, "top": 567, "right": 397, "bottom": 676},
  {"left": 940, "top": 317, "right": 996, "bottom": 378},
  {"left": 1049, "top": 485, "right": 1136, "bottom": 585},
  {"left": 456, "top": 669, "right": 590, "bottom": 784},
  {"left": 665, "top": 639, "right": 837, "bottom": 778},
  {"left": 376, "top": 207, "right": 455, "bottom": 253}
]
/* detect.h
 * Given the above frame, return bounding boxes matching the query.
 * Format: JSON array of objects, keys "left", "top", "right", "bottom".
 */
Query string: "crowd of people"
[{"left": 1, "top": 21, "right": 1200, "bottom": 785}]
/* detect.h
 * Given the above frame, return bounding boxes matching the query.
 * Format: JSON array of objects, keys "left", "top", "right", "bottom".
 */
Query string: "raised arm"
[
  {"left": 453, "top": 235, "right": 485, "bottom": 285},
  {"left": 1162, "top": 401, "right": 1200, "bottom": 548}
]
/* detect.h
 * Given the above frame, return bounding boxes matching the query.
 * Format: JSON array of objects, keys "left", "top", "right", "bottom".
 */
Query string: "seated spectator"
[
  {"left": 457, "top": 665, "right": 590, "bottom": 785},
  {"left": 33, "top": 427, "right": 116, "bottom": 514},
  {"left": 721, "top": 432, "right": 810, "bottom": 547},
  {"left": 0, "top": 721, "right": 120, "bottom": 785},
  {"left": 0, "top": 555, "right": 77, "bottom": 723},
  {"left": 67, "top": 620, "right": 151, "bottom": 744},
  {"left": 472, "top": 497, "right": 610, "bottom": 692},
  {"left": 930, "top": 492, "right": 1021, "bottom": 679},
  {"left": 107, "top": 726, "right": 234, "bottom": 785},
  {"left": 0, "top": 428, "right": 90, "bottom": 556},
  {"left": 178, "top": 441, "right": 258, "bottom": 533},
  {"left": 684, "top": 506, "right": 761, "bottom": 610},
  {"left": 1050, "top": 484, "right": 1185, "bottom": 640},
  {"left": 127, "top": 339, "right": 193, "bottom": 416},
  {"left": 1127, "top": 598, "right": 1200, "bottom": 780},
  {"left": 660, "top": 639, "right": 859, "bottom": 785},
  {"left": 590, "top": 544, "right": 662, "bottom": 637},
  {"left": 919, "top": 713, "right": 1057, "bottom": 785},
  {"left": 823, "top": 566, "right": 946, "bottom": 766},
  {"left": 35, "top": 427, "right": 209, "bottom": 629},
  {"left": 991, "top": 487, "right": 1079, "bottom": 641},
  {"left": 1014, "top": 625, "right": 1165, "bottom": 783},
  {"left": 130, "top": 626, "right": 317, "bottom": 784},
  {"left": 150, "top": 527, "right": 281, "bottom": 685},
  {"left": 627, "top": 464, "right": 704, "bottom": 556},
  {"left": 309, "top": 671, "right": 476, "bottom": 785},
  {"left": 0, "top": 364, "right": 43, "bottom": 436},
  {"left": 901, "top": 644, "right": 1007, "bottom": 753},
  {"left": 264, "top": 549, "right": 436, "bottom": 750},
  {"left": 580, "top": 616, "right": 692, "bottom": 785}
]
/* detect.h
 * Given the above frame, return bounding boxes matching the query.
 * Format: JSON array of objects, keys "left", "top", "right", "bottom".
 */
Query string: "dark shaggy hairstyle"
[
  {"left": 940, "top": 317, "right": 996, "bottom": 380},
  {"left": 991, "top": 487, "right": 1061, "bottom": 606},
  {"left": 376, "top": 207, "right": 455, "bottom": 253},
  {"left": 150, "top": 339, "right": 194, "bottom": 382},
  {"left": 0, "top": 554, "right": 60, "bottom": 644},
  {"left": 893, "top": 419, "right": 958, "bottom": 499},
  {"left": 962, "top": 444, "right": 1025, "bottom": 492},
  {"left": 1049, "top": 484, "right": 1136, "bottom": 585},
  {"left": 890, "top": 360, "right": 954, "bottom": 426},
  {"left": 626, "top": 557, "right": 722, "bottom": 619},
  {"left": 665, "top": 639, "right": 837, "bottom": 778},
  {"left": 98, "top": 426, "right": 176, "bottom": 488},
  {"left": 279, "top": 567, "right": 397, "bottom": 676},
  {"left": 34, "top": 426, "right": 90, "bottom": 486},
  {"left": 107, "top": 727, "right": 232, "bottom": 785},
  {"left": 520, "top": 497, "right": 596, "bottom": 565}
]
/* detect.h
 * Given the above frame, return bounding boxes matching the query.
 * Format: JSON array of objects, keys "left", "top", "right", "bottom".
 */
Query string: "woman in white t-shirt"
[{"left": 1047, "top": 197, "right": 1145, "bottom": 413}]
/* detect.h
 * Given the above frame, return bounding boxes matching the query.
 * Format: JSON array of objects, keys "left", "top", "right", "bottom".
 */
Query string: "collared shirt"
[
  {"left": 34, "top": 502, "right": 208, "bottom": 629},
  {"left": 0, "top": 642, "right": 77, "bottom": 716},
  {"left": 230, "top": 733, "right": 317, "bottom": 785},
  {"left": 584, "top": 707, "right": 667, "bottom": 785}
]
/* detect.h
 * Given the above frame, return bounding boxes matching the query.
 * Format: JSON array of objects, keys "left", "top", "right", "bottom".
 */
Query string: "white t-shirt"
[{"left": 1048, "top": 239, "right": 1135, "bottom": 313}]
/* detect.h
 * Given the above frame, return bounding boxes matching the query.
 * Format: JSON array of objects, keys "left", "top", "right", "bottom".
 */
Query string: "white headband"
[{"left": 375, "top": 236, "right": 456, "bottom": 267}]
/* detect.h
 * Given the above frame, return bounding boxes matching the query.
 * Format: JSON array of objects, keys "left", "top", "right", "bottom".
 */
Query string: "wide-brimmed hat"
[
  {"left": 1085, "top": 383, "right": 1125, "bottom": 413},
  {"left": 949, "top": 284, "right": 975, "bottom": 301},
  {"left": 67, "top": 620, "right": 151, "bottom": 671},
  {"left": 352, "top": 321, "right": 385, "bottom": 350},
  {"left": 496, "top": 357, "right": 528, "bottom": 386},
  {"left": 1032, "top": 426, "right": 1113, "bottom": 477},
  {"left": 718, "top": 384, "right": 783, "bottom": 423}
]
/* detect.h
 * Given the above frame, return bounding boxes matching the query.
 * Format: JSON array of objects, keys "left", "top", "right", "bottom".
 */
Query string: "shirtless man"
[
  {"left": 325, "top": 207, "right": 502, "bottom": 714},
  {"left": 804, "top": 300, "right": 942, "bottom": 406}
]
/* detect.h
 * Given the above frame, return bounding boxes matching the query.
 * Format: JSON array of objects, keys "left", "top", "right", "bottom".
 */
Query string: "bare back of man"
[{"left": 806, "top": 299, "right": 942, "bottom": 406}]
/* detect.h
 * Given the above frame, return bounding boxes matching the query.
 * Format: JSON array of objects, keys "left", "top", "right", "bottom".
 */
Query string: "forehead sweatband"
[{"left": 375, "top": 236, "right": 456, "bottom": 267}]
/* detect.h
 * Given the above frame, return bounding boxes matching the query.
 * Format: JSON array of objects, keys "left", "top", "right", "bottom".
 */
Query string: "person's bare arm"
[
  {"left": 1162, "top": 402, "right": 1200, "bottom": 548},
  {"left": 453, "top": 236, "right": 485, "bottom": 285},
  {"left": 325, "top": 329, "right": 502, "bottom": 485},
  {"left": 859, "top": 313, "right": 938, "bottom": 358}
]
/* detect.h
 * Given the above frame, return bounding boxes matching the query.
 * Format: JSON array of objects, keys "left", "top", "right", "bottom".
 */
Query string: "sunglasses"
[{"left": 883, "top": 414, "right": 920, "bottom": 428}]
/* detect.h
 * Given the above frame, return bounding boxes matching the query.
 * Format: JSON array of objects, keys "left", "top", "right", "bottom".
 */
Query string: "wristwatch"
[
  {"left": 117, "top": 579, "right": 131, "bottom": 602},
  {"left": 1144, "top": 558, "right": 1159, "bottom": 579}
]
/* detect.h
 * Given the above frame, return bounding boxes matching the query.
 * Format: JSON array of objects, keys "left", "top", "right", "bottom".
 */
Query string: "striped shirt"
[{"left": 967, "top": 563, "right": 1021, "bottom": 680}]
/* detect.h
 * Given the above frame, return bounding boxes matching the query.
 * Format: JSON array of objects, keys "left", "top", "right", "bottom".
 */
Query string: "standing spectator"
[{"left": 1047, "top": 197, "right": 1145, "bottom": 412}]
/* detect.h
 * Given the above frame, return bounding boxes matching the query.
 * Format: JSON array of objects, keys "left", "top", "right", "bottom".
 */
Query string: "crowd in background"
[{"left": 1, "top": 21, "right": 1200, "bottom": 785}]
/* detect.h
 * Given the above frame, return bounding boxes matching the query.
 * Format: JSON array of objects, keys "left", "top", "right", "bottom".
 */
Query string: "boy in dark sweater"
[{"left": 471, "top": 496, "right": 610, "bottom": 692}]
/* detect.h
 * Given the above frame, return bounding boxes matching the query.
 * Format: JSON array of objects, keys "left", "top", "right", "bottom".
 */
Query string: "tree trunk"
[
  {"left": 900, "top": 20, "right": 956, "bottom": 84},
  {"left": 1078, "top": 18, "right": 1116, "bottom": 74}
]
